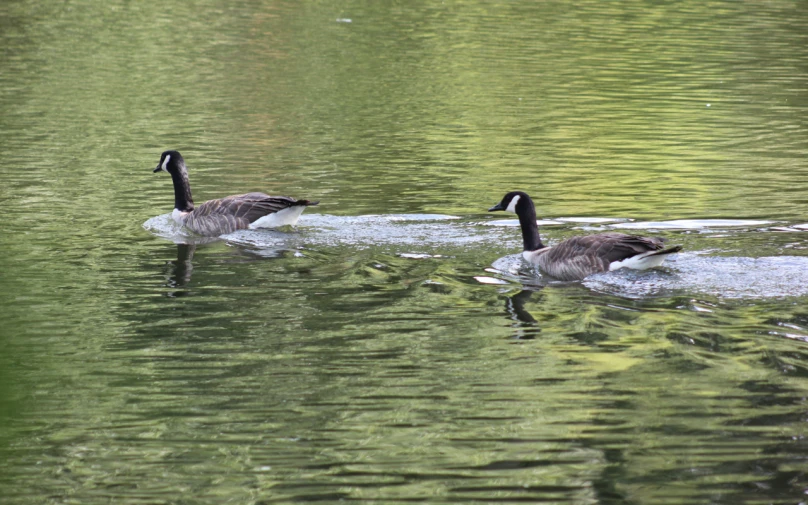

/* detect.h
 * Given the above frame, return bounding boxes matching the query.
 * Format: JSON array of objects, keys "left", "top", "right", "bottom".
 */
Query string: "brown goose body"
[
  {"left": 154, "top": 151, "right": 318, "bottom": 237},
  {"left": 489, "top": 191, "right": 681, "bottom": 281},
  {"left": 176, "top": 192, "right": 316, "bottom": 236},
  {"left": 526, "top": 232, "right": 681, "bottom": 281}
]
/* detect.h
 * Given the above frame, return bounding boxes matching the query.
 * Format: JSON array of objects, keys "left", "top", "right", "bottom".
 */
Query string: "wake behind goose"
[
  {"left": 487, "top": 252, "right": 808, "bottom": 300},
  {"left": 585, "top": 253, "right": 808, "bottom": 299}
]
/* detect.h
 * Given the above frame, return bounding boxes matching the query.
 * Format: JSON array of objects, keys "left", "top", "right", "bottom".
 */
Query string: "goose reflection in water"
[
  {"left": 504, "top": 289, "right": 542, "bottom": 340},
  {"left": 165, "top": 243, "right": 196, "bottom": 294},
  {"left": 161, "top": 240, "right": 303, "bottom": 296}
]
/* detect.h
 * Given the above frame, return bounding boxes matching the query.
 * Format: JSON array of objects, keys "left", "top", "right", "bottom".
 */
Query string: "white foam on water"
[
  {"left": 585, "top": 253, "right": 808, "bottom": 299},
  {"left": 610, "top": 219, "right": 773, "bottom": 230},
  {"left": 142, "top": 214, "right": 220, "bottom": 245},
  {"left": 474, "top": 276, "right": 511, "bottom": 285},
  {"left": 556, "top": 217, "right": 628, "bottom": 224},
  {"left": 486, "top": 252, "right": 808, "bottom": 299},
  {"left": 481, "top": 219, "right": 564, "bottom": 227},
  {"left": 225, "top": 214, "right": 509, "bottom": 250},
  {"left": 773, "top": 223, "right": 808, "bottom": 232},
  {"left": 384, "top": 214, "right": 461, "bottom": 222}
]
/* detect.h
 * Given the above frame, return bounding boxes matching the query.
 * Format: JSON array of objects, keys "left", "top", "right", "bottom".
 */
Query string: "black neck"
[
  {"left": 170, "top": 167, "right": 194, "bottom": 212},
  {"left": 518, "top": 200, "right": 544, "bottom": 251}
]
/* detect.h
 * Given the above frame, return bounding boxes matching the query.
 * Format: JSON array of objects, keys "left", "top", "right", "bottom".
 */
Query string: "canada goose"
[
  {"left": 153, "top": 150, "right": 318, "bottom": 237},
  {"left": 489, "top": 191, "right": 682, "bottom": 281}
]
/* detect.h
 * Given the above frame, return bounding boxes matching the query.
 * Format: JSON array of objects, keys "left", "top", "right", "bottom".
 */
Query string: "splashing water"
[
  {"left": 145, "top": 213, "right": 808, "bottom": 299},
  {"left": 488, "top": 252, "right": 808, "bottom": 299}
]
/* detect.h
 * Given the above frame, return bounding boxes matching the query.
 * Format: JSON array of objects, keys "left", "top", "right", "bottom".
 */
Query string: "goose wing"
[
  {"left": 205, "top": 193, "right": 302, "bottom": 222},
  {"left": 537, "top": 233, "right": 667, "bottom": 281},
  {"left": 185, "top": 193, "right": 303, "bottom": 236},
  {"left": 583, "top": 232, "right": 667, "bottom": 263}
]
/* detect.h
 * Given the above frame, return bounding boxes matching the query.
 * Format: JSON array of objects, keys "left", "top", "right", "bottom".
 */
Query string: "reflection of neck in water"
[
  {"left": 506, "top": 289, "right": 538, "bottom": 324},
  {"left": 167, "top": 244, "right": 196, "bottom": 289},
  {"left": 505, "top": 289, "right": 542, "bottom": 339}
]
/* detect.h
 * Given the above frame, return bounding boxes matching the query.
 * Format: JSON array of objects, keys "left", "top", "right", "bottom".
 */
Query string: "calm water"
[{"left": 3, "top": 1, "right": 808, "bottom": 503}]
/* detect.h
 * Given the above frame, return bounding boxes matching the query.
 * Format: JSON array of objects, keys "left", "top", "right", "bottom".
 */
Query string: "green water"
[{"left": 2, "top": 1, "right": 808, "bottom": 503}]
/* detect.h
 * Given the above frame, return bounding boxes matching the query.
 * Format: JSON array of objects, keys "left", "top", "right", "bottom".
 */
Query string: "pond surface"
[{"left": 2, "top": 1, "right": 808, "bottom": 504}]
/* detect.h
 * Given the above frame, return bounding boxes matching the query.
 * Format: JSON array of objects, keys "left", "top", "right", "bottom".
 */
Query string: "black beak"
[
  {"left": 153, "top": 165, "right": 162, "bottom": 173},
  {"left": 488, "top": 203, "right": 505, "bottom": 212}
]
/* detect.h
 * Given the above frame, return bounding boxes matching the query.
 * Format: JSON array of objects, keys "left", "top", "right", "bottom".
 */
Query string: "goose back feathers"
[
  {"left": 490, "top": 191, "right": 681, "bottom": 281},
  {"left": 524, "top": 233, "right": 679, "bottom": 281},
  {"left": 154, "top": 150, "right": 318, "bottom": 237}
]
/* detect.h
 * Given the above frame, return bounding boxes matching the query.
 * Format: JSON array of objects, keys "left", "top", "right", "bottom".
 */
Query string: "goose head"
[
  {"left": 489, "top": 191, "right": 533, "bottom": 215},
  {"left": 154, "top": 150, "right": 194, "bottom": 212},
  {"left": 489, "top": 191, "right": 543, "bottom": 252},
  {"left": 154, "top": 150, "right": 186, "bottom": 174}
]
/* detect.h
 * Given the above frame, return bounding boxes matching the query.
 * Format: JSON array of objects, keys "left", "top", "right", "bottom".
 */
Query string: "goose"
[
  {"left": 489, "top": 191, "right": 682, "bottom": 281},
  {"left": 153, "top": 150, "right": 318, "bottom": 237}
]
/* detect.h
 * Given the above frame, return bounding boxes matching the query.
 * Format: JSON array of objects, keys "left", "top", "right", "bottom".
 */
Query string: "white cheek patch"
[
  {"left": 505, "top": 194, "right": 521, "bottom": 213},
  {"left": 161, "top": 154, "right": 171, "bottom": 171}
]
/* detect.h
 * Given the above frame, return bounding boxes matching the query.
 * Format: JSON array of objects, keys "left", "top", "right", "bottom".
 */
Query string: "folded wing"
[
  {"left": 538, "top": 233, "right": 667, "bottom": 281},
  {"left": 184, "top": 193, "right": 307, "bottom": 235}
]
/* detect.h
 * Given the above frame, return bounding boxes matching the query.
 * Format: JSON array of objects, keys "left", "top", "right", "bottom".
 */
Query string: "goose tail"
[
  {"left": 293, "top": 199, "right": 319, "bottom": 207},
  {"left": 647, "top": 245, "right": 683, "bottom": 257},
  {"left": 608, "top": 244, "right": 682, "bottom": 272}
]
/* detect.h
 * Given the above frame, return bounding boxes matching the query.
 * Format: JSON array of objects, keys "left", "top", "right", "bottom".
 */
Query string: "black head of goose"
[
  {"left": 489, "top": 191, "right": 682, "bottom": 281},
  {"left": 153, "top": 150, "right": 318, "bottom": 237}
]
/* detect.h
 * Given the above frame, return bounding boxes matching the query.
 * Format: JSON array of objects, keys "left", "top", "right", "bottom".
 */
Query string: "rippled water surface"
[{"left": 3, "top": 1, "right": 808, "bottom": 504}]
